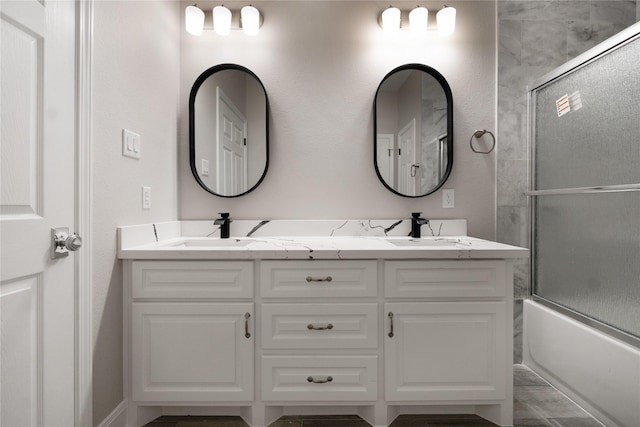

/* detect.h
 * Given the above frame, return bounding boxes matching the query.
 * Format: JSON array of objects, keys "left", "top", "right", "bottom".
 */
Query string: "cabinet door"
[
  {"left": 132, "top": 302, "right": 253, "bottom": 402},
  {"left": 384, "top": 302, "right": 506, "bottom": 401}
]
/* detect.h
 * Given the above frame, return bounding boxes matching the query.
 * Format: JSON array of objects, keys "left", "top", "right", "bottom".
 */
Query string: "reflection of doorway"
[
  {"left": 376, "top": 134, "right": 395, "bottom": 188},
  {"left": 217, "top": 87, "right": 247, "bottom": 195},
  {"left": 398, "top": 119, "right": 417, "bottom": 195}
]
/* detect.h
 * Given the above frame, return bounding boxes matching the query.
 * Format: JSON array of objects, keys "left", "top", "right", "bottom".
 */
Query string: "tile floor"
[{"left": 144, "top": 365, "right": 603, "bottom": 427}]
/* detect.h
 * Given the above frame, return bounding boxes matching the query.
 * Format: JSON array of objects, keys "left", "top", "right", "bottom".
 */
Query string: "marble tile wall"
[{"left": 496, "top": 0, "right": 638, "bottom": 362}]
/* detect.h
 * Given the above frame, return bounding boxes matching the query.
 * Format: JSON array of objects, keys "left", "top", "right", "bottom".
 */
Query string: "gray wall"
[
  {"left": 496, "top": 0, "right": 638, "bottom": 363},
  {"left": 179, "top": 1, "right": 498, "bottom": 240}
]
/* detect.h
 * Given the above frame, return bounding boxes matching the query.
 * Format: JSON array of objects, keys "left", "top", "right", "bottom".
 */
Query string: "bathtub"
[{"left": 523, "top": 300, "right": 640, "bottom": 427}]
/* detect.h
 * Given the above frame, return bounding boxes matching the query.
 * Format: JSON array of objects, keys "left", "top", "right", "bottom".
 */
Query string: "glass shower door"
[{"left": 529, "top": 29, "right": 640, "bottom": 341}]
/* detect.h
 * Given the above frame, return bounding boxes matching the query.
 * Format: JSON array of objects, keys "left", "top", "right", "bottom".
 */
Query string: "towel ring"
[{"left": 470, "top": 129, "right": 495, "bottom": 154}]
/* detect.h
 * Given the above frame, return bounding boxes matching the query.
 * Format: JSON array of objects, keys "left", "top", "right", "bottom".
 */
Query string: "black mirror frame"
[
  {"left": 189, "top": 63, "right": 269, "bottom": 198},
  {"left": 373, "top": 63, "right": 453, "bottom": 198}
]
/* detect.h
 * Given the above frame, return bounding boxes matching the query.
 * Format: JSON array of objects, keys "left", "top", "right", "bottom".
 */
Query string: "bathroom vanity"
[{"left": 118, "top": 220, "right": 527, "bottom": 427}]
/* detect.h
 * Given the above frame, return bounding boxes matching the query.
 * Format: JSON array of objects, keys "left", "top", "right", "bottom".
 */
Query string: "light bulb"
[
  {"left": 185, "top": 5, "right": 205, "bottom": 36},
  {"left": 213, "top": 5, "right": 232, "bottom": 36},
  {"left": 241, "top": 5, "right": 260, "bottom": 36},
  {"left": 409, "top": 7, "right": 428, "bottom": 36},
  {"left": 381, "top": 6, "right": 401, "bottom": 35},
  {"left": 436, "top": 6, "right": 456, "bottom": 36}
]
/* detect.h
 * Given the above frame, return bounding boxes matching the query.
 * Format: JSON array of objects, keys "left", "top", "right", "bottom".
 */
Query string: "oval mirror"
[
  {"left": 189, "top": 64, "right": 269, "bottom": 197},
  {"left": 374, "top": 64, "right": 453, "bottom": 197}
]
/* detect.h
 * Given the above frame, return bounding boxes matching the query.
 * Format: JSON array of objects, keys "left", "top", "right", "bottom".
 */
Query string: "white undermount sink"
[
  {"left": 169, "top": 238, "right": 254, "bottom": 248},
  {"left": 385, "top": 237, "right": 465, "bottom": 247}
]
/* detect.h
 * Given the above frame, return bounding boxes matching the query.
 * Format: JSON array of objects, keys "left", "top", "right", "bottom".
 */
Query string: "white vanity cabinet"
[
  {"left": 259, "top": 260, "right": 379, "bottom": 402},
  {"left": 123, "top": 256, "right": 515, "bottom": 427},
  {"left": 127, "top": 261, "right": 255, "bottom": 403},
  {"left": 383, "top": 260, "right": 511, "bottom": 406}
]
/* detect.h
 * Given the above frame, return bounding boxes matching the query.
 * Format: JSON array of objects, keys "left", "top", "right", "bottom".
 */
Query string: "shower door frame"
[{"left": 526, "top": 22, "right": 640, "bottom": 349}]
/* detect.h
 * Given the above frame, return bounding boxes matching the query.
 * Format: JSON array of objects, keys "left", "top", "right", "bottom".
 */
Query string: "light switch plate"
[
  {"left": 123, "top": 129, "right": 141, "bottom": 159},
  {"left": 142, "top": 186, "right": 151, "bottom": 209}
]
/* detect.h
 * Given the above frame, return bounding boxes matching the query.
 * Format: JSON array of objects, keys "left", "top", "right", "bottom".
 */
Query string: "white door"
[
  {"left": 398, "top": 119, "right": 417, "bottom": 196},
  {"left": 376, "top": 134, "right": 395, "bottom": 188},
  {"left": 217, "top": 87, "right": 247, "bottom": 195},
  {"left": 1, "top": 1, "right": 77, "bottom": 426}
]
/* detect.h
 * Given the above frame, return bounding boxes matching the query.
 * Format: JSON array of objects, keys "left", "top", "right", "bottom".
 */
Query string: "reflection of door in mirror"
[
  {"left": 374, "top": 64, "right": 453, "bottom": 198},
  {"left": 437, "top": 133, "right": 448, "bottom": 180},
  {"left": 376, "top": 134, "right": 395, "bottom": 187},
  {"left": 398, "top": 119, "right": 417, "bottom": 196},
  {"left": 190, "top": 65, "right": 268, "bottom": 198},
  {"left": 217, "top": 87, "right": 247, "bottom": 195}
]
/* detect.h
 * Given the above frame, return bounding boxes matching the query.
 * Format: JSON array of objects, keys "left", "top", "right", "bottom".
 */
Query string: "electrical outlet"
[
  {"left": 443, "top": 189, "right": 455, "bottom": 208},
  {"left": 142, "top": 186, "right": 151, "bottom": 209},
  {"left": 122, "top": 129, "right": 141, "bottom": 159}
]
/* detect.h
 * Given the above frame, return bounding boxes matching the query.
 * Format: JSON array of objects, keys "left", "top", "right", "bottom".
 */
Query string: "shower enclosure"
[
  {"left": 525, "top": 22, "right": 640, "bottom": 427},
  {"left": 529, "top": 23, "right": 640, "bottom": 345}
]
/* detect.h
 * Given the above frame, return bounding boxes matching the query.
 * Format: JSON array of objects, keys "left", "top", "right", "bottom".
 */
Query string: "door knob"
[{"left": 51, "top": 227, "right": 83, "bottom": 259}]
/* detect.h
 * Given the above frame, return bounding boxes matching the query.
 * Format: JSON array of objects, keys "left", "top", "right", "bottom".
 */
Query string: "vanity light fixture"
[
  {"left": 381, "top": 6, "right": 401, "bottom": 35},
  {"left": 380, "top": 5, "right": 456, "bottom": 36},
  {"left": 213, "top": 5, "right": 232, "bottom": 35},
  {"left": 184, "top": 4, "right": 263, "bottom": 36},
  {"left": 409, "top": 6, "right": 428, "bottom": 35},
  {"left": 436, "top": 6, "right": 456, "bottom": 36},
  {"left": 185, "top": 5, "right": 205, "bottom": 35},
  {"left": 241, "top": 5, "right": 260, "bottom": 36}
]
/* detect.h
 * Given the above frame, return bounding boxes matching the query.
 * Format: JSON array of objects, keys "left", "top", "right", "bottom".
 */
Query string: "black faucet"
[
  {"left": 410, "top": 212, "right": 429, "bottom": 238},
  {"left": 214, "top": 212, "right": 231, "bottom": 239}
]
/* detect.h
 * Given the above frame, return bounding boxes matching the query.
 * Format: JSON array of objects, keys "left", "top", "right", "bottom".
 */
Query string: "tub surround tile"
[
  {"left": 513, "top": 260, "right": 531, "bottom": 299},
  {"left": 522, "top": 20, "right": 568, "bottom": 67},
  {"left": 567, "top": 21, "right": 631, "bottom": 57},
  {"left": 497, "top": 159, "right": 528, "bottom": 207},
  {"left": 499, "top": 20, "right": 523, "bottom": 67},
  {"left": 496, "top": 206, "right": 529, "bottom": 248},
  {"left": 514, "top": 299, "right": 524, "bottom": 363},
  {"left": 497, "top": 112, "right": 527, "bottom": 160},
  {"left": 591, "top": 1, "right": 637, "bottom": 24}
]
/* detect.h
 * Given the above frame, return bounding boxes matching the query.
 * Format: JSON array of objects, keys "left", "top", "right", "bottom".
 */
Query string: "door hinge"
[{"left": 243, "top": 138, "right": 247, "bottom": 146}]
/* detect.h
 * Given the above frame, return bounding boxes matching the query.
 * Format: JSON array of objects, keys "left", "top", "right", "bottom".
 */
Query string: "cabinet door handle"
[
  {"left": 388, "top": 312, "right": 394, "bottom": 338},
  {"left": 306, "top": 276, "right": 333, "bottom": 283},
  {"left": 307, "top": 376, "right": 333, "bottom": 384},
  {"left": 307, "top": 323, "right": 334, "bottom": 330},
  {"left": 244, "top": 312, "right": 251, "bottom": 338}
]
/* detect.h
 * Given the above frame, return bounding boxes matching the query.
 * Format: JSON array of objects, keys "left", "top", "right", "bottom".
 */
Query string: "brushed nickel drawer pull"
[
  {"left": 307, "top": 376, "right": 333, "bottom": 384},
  {"left": 244, "top": 312, "right": 251, "bottom": 338},
  {"left": 306, "top": 276, "right": 333, "bottom": 283},
  {"left": 307, "top": 323, "right": 334, "bottom": 331},
  {"left": 388, "top": 312, "right": 394, "bottom": 338}
]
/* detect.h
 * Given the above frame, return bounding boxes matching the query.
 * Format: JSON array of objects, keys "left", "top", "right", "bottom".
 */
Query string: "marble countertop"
[{"left": 118, "top": 220, "right": 528, "bottom": 260}]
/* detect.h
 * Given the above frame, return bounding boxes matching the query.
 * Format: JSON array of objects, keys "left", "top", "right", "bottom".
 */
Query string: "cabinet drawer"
[
  {"left": 385, "top": 260, "right": 506, "bottom": 298},
  {"left": 262, "top": 356, "right": 377, "bottom": 402},
  {"left": 262, "top": 303, "right": 378, "bottom": 349},
  {"left": 260, "top": 260, "right": 377, "bottom": 298},
  {"left": 132, "top": 261, "right": 253, "bottom": 299}
]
